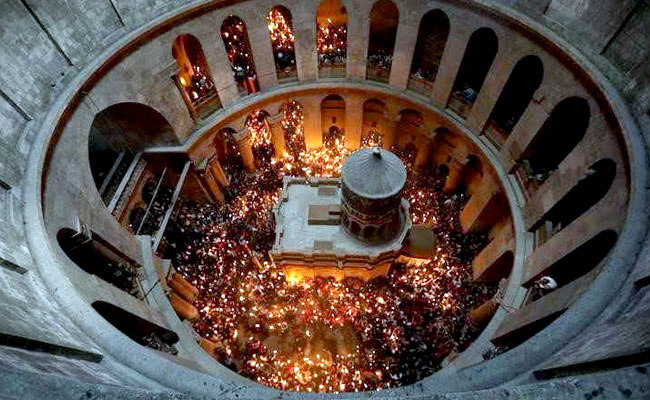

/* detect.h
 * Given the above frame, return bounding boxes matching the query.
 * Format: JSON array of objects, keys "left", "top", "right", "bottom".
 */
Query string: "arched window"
[
  {"left": 361, "top": 99, "right": 387, "bottom": 148},
  {"left": 525, "top": 230, "right": 618, "bottom": 293},
  {"left": 57, "top": 228, "right": 141, "bottom": 297},
  {"left": 321, "top": 94, "right": 346, "bottom": 146},
  {"left": 246, "top": 110, "right": 272, "bottom": 152},
  {"left": 280, "top": 100, "right": 305, "bottom": 156},
  {"left": 394, "top": 109, "right": 423, "bottom": 151},
  {"left": 221, "top": 15, "right": 259, "bottom": 95},
  {"left": 89, "top": 103, "right": 176, "bottom": 206},
  {"left": 448, "top": 28, "right": 498, "bottom": 119},
  {"left": 531, "top": 159, "right": 616, "bottom": 248},
  {"left": 408, "top": 9, "right": 449, "bottom": 95},
  {"left": 366, "top": 0, "right": 399, "bottom": 83},
  {"left": 456, "top": 154, "right": 483, "bottom": 195},
  {"left": 172, "top": 34, "right": 221, "bottom": 120},
  {"left": 92, "top": 301, "right": 179, "bottom": 354},
  {"left": 514, "top": 97, "right": 590, "bottom": 197},
  {"left": 317, "top": 0, "right": 348, "bottom": 77},
  {"left": 484, "top": 55, "right": 544, "bottom": 147},
  {"left": 267, "top": 6, "right": 297, "bottom": 81}
]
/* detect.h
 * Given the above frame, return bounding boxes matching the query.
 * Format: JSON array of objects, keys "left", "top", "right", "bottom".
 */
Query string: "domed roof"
[{"left": 341, "top": 148, "right": 407, "bottom": 199}]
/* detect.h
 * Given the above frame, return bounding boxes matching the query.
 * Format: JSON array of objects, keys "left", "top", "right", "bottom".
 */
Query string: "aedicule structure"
[{"left": 271, "top": 148, "right": 411, "bottom": 281}]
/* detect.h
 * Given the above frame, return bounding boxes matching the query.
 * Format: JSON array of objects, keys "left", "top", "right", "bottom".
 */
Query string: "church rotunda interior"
[{"left": 1, "top": 0, "right": 650, "bottom": 398}]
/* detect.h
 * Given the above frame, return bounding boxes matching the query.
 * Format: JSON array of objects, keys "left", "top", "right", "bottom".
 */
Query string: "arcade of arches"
[{"left": 4, "top": 0, "right": 648, "bottom": 398}]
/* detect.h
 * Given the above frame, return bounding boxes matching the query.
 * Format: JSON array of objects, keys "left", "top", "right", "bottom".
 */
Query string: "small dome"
[{"left": 341, "top": 148, "right": 407, "bottom": 199}]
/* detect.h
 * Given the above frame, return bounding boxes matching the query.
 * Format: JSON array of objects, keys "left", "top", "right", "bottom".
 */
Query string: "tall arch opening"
[
  {"left": 484, "top": 55, "right": 544, "bottom": 147},
  {"left": 321, "top": 94, "right": 346, "bottom": 147},
  {"left": 89, "top": 103, "right": 176, "bottom": 206},
  {"left": 317, "top": 0, "right": 348, "bottom": 78},
  {"left": 531, "top": 159, "right": 617, "bottom": 248},
  {"left": 514, "top": 97, "right": 590, "bottom": 197},
  {"left": 245, "top": 110, "right": 273, "bottom": 165},
  {"left": 92, "top": 301, "right": 179, "bottom": 354},
  {"left": 447, "top": 28, "right": 498, "bottom": 119},
  {"left": 57, "top": 228, "right": 141, "bottom": 297},
  {"left": 361, "top": 99, "right": 387, "bottom": 148},
  {"left": 366, "top": 0, "right": 399, "bottom": 83},
  {"left": 408, "top": 9, "right": 450, "bottom": 95},
  {"left": 221, "top": 15, "right": 259, "bottom": 95},
  {"left": 394, "top": 109, "right": 423, "bottom": 154},
  {"left": 525, "top": 230, "right": 618, "bottom": 291},
  {"left": 280, "top": 100, "right": 306, "bottom": 156},
  {"left": 171, "top": 34, "right": 221, "bottom": 120},
  {"left": 267, "top": 6, "right": 297, "bottom": 81}
]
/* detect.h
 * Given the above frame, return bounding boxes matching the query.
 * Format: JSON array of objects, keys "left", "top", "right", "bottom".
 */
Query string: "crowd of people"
[{"left": 162, "top": 114, "right": 495, "bottom": 392}]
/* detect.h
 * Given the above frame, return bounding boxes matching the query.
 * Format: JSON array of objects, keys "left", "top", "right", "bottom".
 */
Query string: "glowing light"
[{"left": 166, "top": 121, "right": 495, "bottom": 393}]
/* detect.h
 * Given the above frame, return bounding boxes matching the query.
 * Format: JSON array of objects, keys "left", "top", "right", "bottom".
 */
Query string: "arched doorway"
[
  {"left": 267, "top": 6, "right": 297, "bottom": 81},
  {"left": 447, "top": 28, "right": 499, "bottom": 119},
  {"left": 88, "top": 103, "right": 176, "bottom": 206},
  {"left": 408, "top": 9, "right": 450, "bottom": 94},
  {"left": 366, "top": 0, "right": 399, "bottom": 83},
  {"left": 316, "top": 0, "right": 348, "bottom": 78},
  {"left": 514, "top": 97, "right": 590, "bottom": 197},
  {"left": 172, "top": 34, "right": 221, "bottom": 120},
  {"left": 484, "top": 55, "right": 544, "bottom": 147},
  {"left": 221, "top": 15, "right": 259, "bottom": 95}
]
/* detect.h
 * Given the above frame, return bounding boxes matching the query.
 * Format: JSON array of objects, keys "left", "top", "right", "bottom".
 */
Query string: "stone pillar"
[
  {"left": 208, "top": 156, "right": 229, "bottom": 187},
  {"left": 346, "top": 1, "right": 370, "bottom": 81},
  {"left": 460, "top": 184, "right": 502, "bottom": 233},
  {"left": 414, "top": 136, "right": 433, "bottom": 170},
  {"left": 198, "top": 29, "right": 240, "bottom": 106},
  {"left": 267, "top": 113, "right": 288, "bottom": 158},
  {"left": 193, "top": 158, "right": 225, "bottom": 203},
  {"left": 500, "top": 102, "right": 548, "bottom": 172},
  {"left": 345, "top": 94, "right": 364, "bottom": 150},
  {"left": 443, "top": 161, "right": 464, "bottom": 194},
  {"left": 389, "top": 13, "right": 418, "bottom": 90},
  {"left": 293, "top": 2, "right": 318, "bottom": 82},
  {"left": 465, "top": 53, "right": 519, "bottom": 134},
  {"left": 469, "top": 279, "right": 506, "bottom": 331},
  {"left": 431, "top": 24, "right": 473, "bottom": 107},
  {"left": 302, "top": 96, "right": 322, "bottom": 149},
  {"left": 234, "top": 128, "right": 256, "bottom": 173},
  {"left": 245, "top": 11, "right": 279, "bottom": 91}
]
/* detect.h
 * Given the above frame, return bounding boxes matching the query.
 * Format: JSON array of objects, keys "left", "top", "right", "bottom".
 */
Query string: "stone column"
[
  {"left": 431, "top": 24, "right": 473, "bottom": 107},
  {"left": 234, "top": 128, "right": 256, "bottom": 173},
  {"left": 293, "top": 2, "right": 318, "bottom": 82},
  {"left": 208, "top": 156, "right": 229, "bottom": 188},
  {"left": 268, "top": 113, "right": 288, "bottom": 158},
  {"left": 344, "top": 94, "right": 364, "bottom": 150},
  {"left": 414, "top": 136, "right": 433, "bottom": 170},
  {"left": 383, "top": 102, "right": 401, "bottom": 149},
  {"left": 500, "top": 102, "right": 548, "bottom": 172},
  {"left": 388, "top": 12, "right": 418, "bottom": 90},
  {"left": 460, "top": 183, "right": 502, "bottom": 233},
  {"left": 469, "top": 279, "right": 506, "bottom": 331},
  {"left": 345, "top": 1, "right": 370, "bottom": 81},
  {"left": 193, "top": 158, "right": 225, "bottom": 203},
  {"left": 198, "top": 28, "right": 240, "bottom": 106},
  {"left": 443, "top": 161, "right": 464, "bottom": 194},
  {"left": 465, "top": 53, "right": 519, "bottom": 134},
  {"left": 245, "top": 10, "right": 279, "bottom": 91},
  {"left": 302, "top": 96, "right": 322, "bottom": 149}
]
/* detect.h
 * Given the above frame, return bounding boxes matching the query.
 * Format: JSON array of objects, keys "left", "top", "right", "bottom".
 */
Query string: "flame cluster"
[
  {"left": 246, "top": 110, "right": 272, "bottom": 148},
  {"left": 361, "top": 129, "right": 384, "bottom": 148},
  {"left": 166, "top": 109, "right": 495, "bottom": 392},
  {"left": 317, "top": 19, "right": 347, "bottom": 66},
  {"left": 222, "top": 17, "right": 256, "bottom": 80},
  {"left": 268, "top": 8, "right": 295, "bottom": 69}
]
